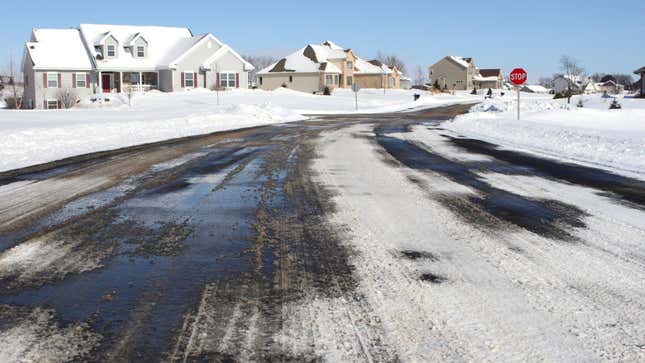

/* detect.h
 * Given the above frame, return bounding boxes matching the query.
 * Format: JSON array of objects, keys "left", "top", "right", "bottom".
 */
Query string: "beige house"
[
  {"left": 257, "top": 41, "right": 402, "bottom": 93},
  {"left": 634, "top": 66, "right": 645, "bottom": 96},
  {"left": 429, "top": 56, "right": 504, "bottom": 90}
]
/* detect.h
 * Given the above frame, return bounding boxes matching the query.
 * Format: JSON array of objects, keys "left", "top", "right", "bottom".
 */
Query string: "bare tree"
[
  {"left": 243, "top": 55, "right": 277, "bottom": 86},
  {"left": 376, "top": 51, "right": 407, "bottom": 74},
  {"left": 6, "top": 55, "right": 23, "bottom": 109},
  {"left": 413, "top": 65, "right": 426, "bottom": 86},
  {"left": 559, "top": 55, "right": 585, "bottom": 86},
  {"left": 58, "top": 88, "right": 77, "bottom": 109}
]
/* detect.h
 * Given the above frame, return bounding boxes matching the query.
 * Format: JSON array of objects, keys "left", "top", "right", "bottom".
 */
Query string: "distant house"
[
  {"left": 553, "top": 76, "right": 582, "bottom": 94},
  {"left": 520, "top": 85, "right": 549, "bottom": 94},
  {"left": 256, "top": 41, "right": 402, "bottom": 94},
  {"left": 583, "top": 79, "right": 601, "bottom": 94},
  {"left": 21, "top": 24, "right": 253, "bottom": 109},
  {"left": 634, "top": 66, "right": 645, "bottom": 96},
  {"left": 429, "top": 57, "right": 503, "bottom": 90},
  {"left": 400, "top": 76, "right": 412, "bottom": 90},
  {"left": 429, "top": 56, "right": 479, "bottom": 90},
  {"left": 598, "top": 80, "right": 624, "bottom": 95},
  {"left": 475, "top": 69, "right": 504, "bottom": 89}
]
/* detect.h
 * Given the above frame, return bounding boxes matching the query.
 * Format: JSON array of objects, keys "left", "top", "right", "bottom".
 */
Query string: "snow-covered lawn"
[
  {"left": 444, "top": 92, "right": 645, "bottom": 179},
  {"left": 0, "top": 88, "right": 475, "bottom": 173}
]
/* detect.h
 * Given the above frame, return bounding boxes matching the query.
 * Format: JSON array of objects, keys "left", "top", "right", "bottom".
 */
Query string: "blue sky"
[{"left": 3, "top": 0, "right": 644, "bottom": 81}]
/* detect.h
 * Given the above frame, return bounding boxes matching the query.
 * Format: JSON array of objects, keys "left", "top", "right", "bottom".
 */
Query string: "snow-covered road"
[
  {"left": 0, "top": 105, "right": 644, "bottom": 361},
  {"left": 313, "top": 121, "right": 645, "bottom": 361}
]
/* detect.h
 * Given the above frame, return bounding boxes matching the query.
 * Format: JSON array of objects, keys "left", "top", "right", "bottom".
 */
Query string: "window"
[
  {"left": 130, "top": 73, "right": 139, "bottom": 84},
  {"left": 47, "top": 73, "right": 58, "bottom": 88},
  {"left": 107, "top": 44, "right": 116, "bottom": 57},
  {"left": 136, "top": 46, "right": 145, "bottom": 58},
  {"left": 184, "top": 72, "right": 194, "bottom": 87},
  {"left": 325, "top": 75, "right": 334, "bottom": 85},
  {"left": 220, "top": 73, "right": 236, "bottom": 88},
  {"left": 289, "top": 76, "right": 293, "bottom": 83},
  {"left": 47, "top": 100, "right": 58, "bottom": 109},
  {"left": 76, "top": 72, "right": 87, "bottom": 88},
  {"left": 389, "top": 77, "right": 395, "bottom": 88},
  {"left": 346, "top": 76, "right": 353, "bottom": 86},
  {"left": 259, "top": 77, "right": 263, "bottom": 86},
  {"left": 347, "top": 61, "right": 353, "bottom": 69}
]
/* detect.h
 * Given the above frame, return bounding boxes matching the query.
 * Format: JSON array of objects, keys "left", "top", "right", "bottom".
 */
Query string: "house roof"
[
  {"left": 447, "top": 56, "right": 473, "bottom": 69},
  {"left": 79, "top": 24, "right": 195, "bottom": 70},
  {"left": 479, "top": 68, "right": 501, "bottom": 77},
  {"left": 521, "top": 85, "right": 549, "bottom": 93},
  {"left": 200, "top": 43, "right": 254, "bottom": 71},
  {"left": 633, "top": 66, "right": 645, "bottom": 74},
  {"left": 258, "top": 41, "right": 396, "bottom": 76},
  {"left": 24, "top": 28, "right": 94, "bottom": 71}
]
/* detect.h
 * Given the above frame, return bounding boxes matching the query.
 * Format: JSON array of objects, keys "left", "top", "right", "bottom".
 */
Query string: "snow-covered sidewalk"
[
  {"left": 444, "top": 93, "right": 645, "bottom": 179},
  {"left": 0, "top": 88, "right": 475, "bottom": 173}
]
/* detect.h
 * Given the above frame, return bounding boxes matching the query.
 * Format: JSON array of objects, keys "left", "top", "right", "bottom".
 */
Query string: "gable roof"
[
  {"left": 634, "top": 66, "right": 645, "bottom": 74},
  {"left": 258, "top": 41, "right": 392, "bottom": 76},
  {"left": 24, "top": 28, "right": 93, "bottom": 71},
  {"left": 80, "top": 24, "right": 194, "bottom": 70},
  {"left": 259, "top": 42, "right": 348, "bottom": 74},
  {"left": 200, "top": 43, "right": 255, "bottom": 71},
  {"left": 448, "top": 56, "right": 473, "bottom": 69}
]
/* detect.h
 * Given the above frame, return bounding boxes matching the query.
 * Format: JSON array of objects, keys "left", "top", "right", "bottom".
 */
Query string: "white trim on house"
[
  {"left": 200, "top": 44, "right": 255, "bottom": 71},
  {"left": 169, "top": 33, "right": 223, "bottom": 69}
]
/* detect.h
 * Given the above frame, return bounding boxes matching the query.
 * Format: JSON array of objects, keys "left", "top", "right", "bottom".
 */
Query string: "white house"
[{"left": 22, "top": 24, "right": 254, "bottom": 109}]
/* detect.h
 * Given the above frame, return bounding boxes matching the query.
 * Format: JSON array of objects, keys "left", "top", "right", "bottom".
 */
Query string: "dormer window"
[
  {"left": 136, "top": 46, "right": 145, "bottom": 58},
  {"left": 107, "top": 44, "right": 116, "bottom": 57}
]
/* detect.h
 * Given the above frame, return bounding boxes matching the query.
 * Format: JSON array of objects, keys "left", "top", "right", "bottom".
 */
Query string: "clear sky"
[{"left": 3, "top": 0, "right": 644, "bottom": 81}]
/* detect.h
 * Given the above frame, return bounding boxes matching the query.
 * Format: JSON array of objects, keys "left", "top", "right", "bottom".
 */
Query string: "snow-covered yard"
[
  {"left": 444, "top": 92, "right": 645, "bottom": 179},
  {"left": 0, "top": 88, "right": 475, "bottom": 173}
]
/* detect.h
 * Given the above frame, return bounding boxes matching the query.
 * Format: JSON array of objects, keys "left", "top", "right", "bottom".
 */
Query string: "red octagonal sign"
[{"left": 510, "top": 68, "right": 527, "bottom": 86}]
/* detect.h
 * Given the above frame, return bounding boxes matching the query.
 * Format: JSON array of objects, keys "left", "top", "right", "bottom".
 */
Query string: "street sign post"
[
  {"left": 510, "top": 68, "right": 527, "bottom": 120},
  {"left": 352, "top": 83, "right": 361, "bottom": 111}
]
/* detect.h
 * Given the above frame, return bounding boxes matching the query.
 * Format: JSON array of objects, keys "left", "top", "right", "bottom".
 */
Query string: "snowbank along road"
[{"left": 1, "top": 103, "right": 645, "bottom": 362}]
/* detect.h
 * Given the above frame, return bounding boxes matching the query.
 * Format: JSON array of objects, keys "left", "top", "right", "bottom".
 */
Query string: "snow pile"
[
  {"left": 0, "top": 89, "right": 475, "bottom": 173},
  {"left": 445, "top": 93, "right": 645, "bottom": 178}
]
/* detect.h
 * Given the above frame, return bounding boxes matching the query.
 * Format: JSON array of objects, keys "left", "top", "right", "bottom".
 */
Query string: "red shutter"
[
  {"left": 216, "top": 73, "right": 220, "bottom": 89},
  {"left": 236, "top": 73, "right": 240, "bottom": 88},
  {"left": 43, "top": 100, "right": 47, "bottom": 109},
  {"left": 58, "top": 73, "right": 61, "bottom": 88},
  {"left": 181, "top": 72, "right": 185, "bottom": 88},
  {"left": 194, "top": 72, "right": 198, "bottom": 88},
  {"left": 57, "top": 100, "right": 61, "bottom": 109},
  {"left": 43, "top": 73, "right": 47, "bottom": 88},
  {"left": 86, "top": 73, "right": 90, "bottom": 88},
  {"left": 72, "top": 73, "right": 76, "bottom": 88}
]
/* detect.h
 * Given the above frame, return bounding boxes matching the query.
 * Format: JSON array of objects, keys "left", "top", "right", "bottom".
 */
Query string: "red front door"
[{"left": 102, "top": 74, "right": 111, "bottom": 93}]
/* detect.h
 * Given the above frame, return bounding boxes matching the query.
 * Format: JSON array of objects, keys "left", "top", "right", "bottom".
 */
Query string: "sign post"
[
  {"left": 509, "top": 68, "right": 527, "bottom": 120},
  {"left": 352, "top": 83, "right": 361, "bottom": 111}
]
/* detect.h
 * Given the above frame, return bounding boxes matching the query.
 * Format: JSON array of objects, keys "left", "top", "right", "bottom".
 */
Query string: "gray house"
[
  {"left": 22, "top": 24, "right": 254, "bottom": 109},
  {"left": 635, "top": 66, "right": 645, "bottom": 96}
]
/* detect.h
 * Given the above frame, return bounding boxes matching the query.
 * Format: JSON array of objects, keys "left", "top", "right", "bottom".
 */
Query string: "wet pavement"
[{"left": 1, "top": 103, "right": 644, "bottom": 361}]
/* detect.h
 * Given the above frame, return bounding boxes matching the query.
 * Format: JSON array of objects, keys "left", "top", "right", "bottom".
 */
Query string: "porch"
[{"left": 97, "top": 71, "right": 158, "bottom": 93}]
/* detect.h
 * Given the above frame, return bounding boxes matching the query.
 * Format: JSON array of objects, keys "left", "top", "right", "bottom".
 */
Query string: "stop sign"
[{"left": 510, "top": 68, "right": 527, "bottom": 86}]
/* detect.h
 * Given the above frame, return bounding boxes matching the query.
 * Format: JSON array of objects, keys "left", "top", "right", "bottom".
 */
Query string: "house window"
[
  {"left": 325, "top": 75, "right": 334, "bottom": 85},
  {"left": 289, "top": 76, "right": 293, "bottom": 83},
  {"left": 184, "top": 72, "right": 194, "bottom": 87},
  {"left": 47, "top": 100, "right": 59, "bottom": 109},
  {"left": 107, "top": 44, "right": 116, "bottom": 57},
  {"left": 76, "top": 72, "right": 87, "bottom": 88},
  {"left": 47, "top": 73, "right": 58, "bottom": 88},
  {"left": 347, "top": 61, "right": 353, "bottom": 69},
  {"left": 346, "top": 76, "right": 353, "bottom": 86},
  {"left": 136, "top": 46, "right": 145, "bottom": 58},
  {"left": 130, "top": 73, "right": 139, "bottom": 84},
  {"left": 220, "top": 73, "right": 236, "bottom": 88},
  {"left": 259, "top": 77, "right": 263, "bottom": 86},
  {"left": 389, "top": 77, "right": 395, "bottom": 88}
]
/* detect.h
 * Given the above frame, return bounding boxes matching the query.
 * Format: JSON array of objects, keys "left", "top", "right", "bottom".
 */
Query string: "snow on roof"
[
  {"left": 448, "top": 56, "right": 472, "bottom": 69},
  {"left": 200, "top": 44, "right": 255, "bottom": 71},
  {"left": 80, "top": 24, "right": 194, "bottom": 70},
  {"left": 522, "top": 85, "right": 549, "bottom": 93},
  {"left": 474, "top": 75, "right": 499, "bottom": 82},
  {"left": 25, "top": 28, "right": 93, "bottom": 70},
  {"left": 258, "top": 41, "right": 395, "bottom": 76}
]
